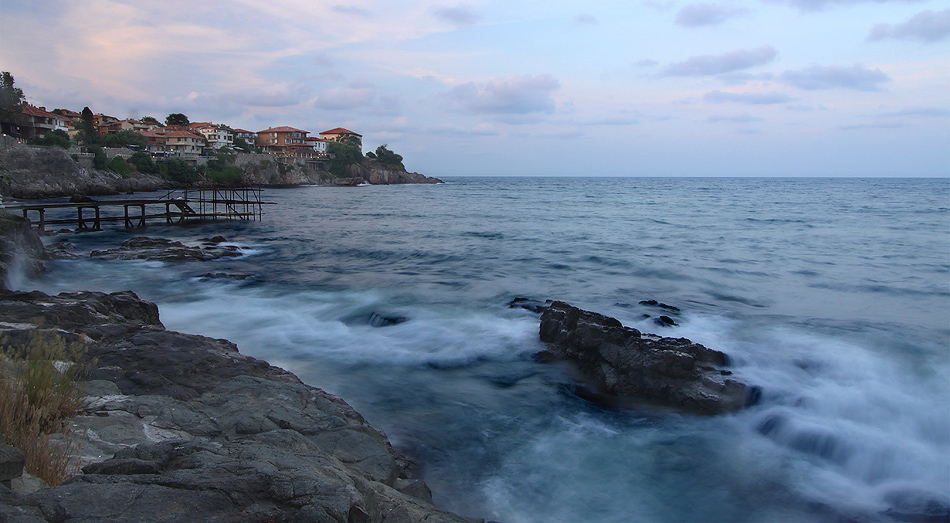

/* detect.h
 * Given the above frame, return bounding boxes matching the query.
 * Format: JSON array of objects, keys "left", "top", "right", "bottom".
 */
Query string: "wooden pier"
[{"left": 5, "top": 186, "right": 272, "bottom": 231}]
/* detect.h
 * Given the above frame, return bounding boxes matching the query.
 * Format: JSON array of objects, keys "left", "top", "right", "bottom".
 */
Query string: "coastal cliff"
[
  {"left": 0, "top": 143, "right": 441, "bottom": 200},
  {"left": 0, "top": 142, "right": 172, "bottom": 199}
]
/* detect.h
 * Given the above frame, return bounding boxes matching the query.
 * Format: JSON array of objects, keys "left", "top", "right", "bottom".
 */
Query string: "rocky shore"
[
  {"left": 0, "top": 142, "right": 441, "bottom": 200},
  {"left": 0, "top": 213, "right": 476, "bottom": 522}
]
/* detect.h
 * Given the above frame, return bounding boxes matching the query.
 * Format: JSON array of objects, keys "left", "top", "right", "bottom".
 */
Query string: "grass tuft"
[{"left": 0, "top": 331, "right": 91, "bottom": 485}]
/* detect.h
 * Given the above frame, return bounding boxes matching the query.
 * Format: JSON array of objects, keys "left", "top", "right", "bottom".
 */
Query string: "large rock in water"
[
  {"left": 539, "top": 301, "right": 756, "bottom": 414},
  {"left": 0, "top": 211, "right": 46, "bottom": 289}
]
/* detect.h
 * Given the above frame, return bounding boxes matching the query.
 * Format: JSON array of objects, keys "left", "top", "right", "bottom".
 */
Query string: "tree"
[
  {"left": 108, "top": 156, "right": 131, "bottom": 177},
  {"left": 99, "top": 130, "right": 147, "bottom": 148},
  {"left": 29, "top": 129, "right": 70, "bottom": 148},
  {"left": 128, "top": 151, "right": 159, "bottom": 174},
  {"left": 80, "top": 107, "right": 96, "bottom": 145},
  {"left": 233, "top": 136, "right": 251, "bottom": 151},
  {"left": 141, "top": 116, "right": 159, "bottom": 125},
  {"left": 327, "top": 141, "right": 362, "bottom": 177},
  {"left": 160, "top": 159, "right": 199, "bottom": 183},
  {"left": 0, "top": 72, "right": 25, "bottom": 136},
  {"left": 165, "top": 113, "right": 189, "bottom": 127},
  {"left": 374, "top": 144, "right": 405, "bottom": 171}
]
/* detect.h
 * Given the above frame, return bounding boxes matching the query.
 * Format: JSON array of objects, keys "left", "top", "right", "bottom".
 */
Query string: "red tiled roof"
[
  {"left": 320, "top": 127, "right": 361, "bottom": 136},
  {"left": 258, "top": 126, "right": 308, "bottom": 134},
  {"left": 305, "top": 137, "right": 329, "bottom": 141},
  {"left": 164, "top": 130, "right": 204, "bottom": 139},
  {"left": 232, "top": 128, "right": 254, "bottom": 134},
  {"left": 21, "top": 105, "right": 64, "bottom": 119}
]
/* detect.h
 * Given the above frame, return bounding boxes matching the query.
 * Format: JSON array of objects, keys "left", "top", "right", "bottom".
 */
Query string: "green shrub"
[
  {"left": 29, "top": 129, "right": 70, "bottom": 149},
  {"left": 160, "top": 159, "right": 199, "bottom": 183},
  {"left": 0, "top": 331, "right": 91, "bottom": 486},
  {"left": 128, "top": 151, "right": 159, "bottom": 174},
  {"left": 206, "top": 165, "right": 243, "bottom": 185},
  {"left": 108, "top": 156, "right": 131, "bottom": 178},
  {"left": 87, "top": 146, "right": 108, "bottom": 169}
]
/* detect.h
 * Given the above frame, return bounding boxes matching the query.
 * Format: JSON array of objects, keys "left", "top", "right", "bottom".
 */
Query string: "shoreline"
[
  {"left": 0, "top": 141, "right": 442, "bottom": 201},
  {"left": 0, "top": 212, "right": 478, "bottom": 522}
]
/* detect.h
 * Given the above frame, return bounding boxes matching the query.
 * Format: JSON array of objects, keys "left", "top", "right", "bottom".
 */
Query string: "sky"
[{"left": 1, "top": 0, "right": 948, "bottom": 177}]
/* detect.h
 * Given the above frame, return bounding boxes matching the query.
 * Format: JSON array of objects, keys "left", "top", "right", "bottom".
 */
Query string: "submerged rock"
[
  {"left": 90, "top": 236, "right": 242, "bottom": 262},
  {"left": 538, "top": 301, "right": 757, "bottom": 414}
]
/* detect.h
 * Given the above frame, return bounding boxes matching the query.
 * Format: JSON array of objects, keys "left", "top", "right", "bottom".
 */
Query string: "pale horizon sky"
[{"left": 1, "top": 0, "right": 948, "bottom": 177}]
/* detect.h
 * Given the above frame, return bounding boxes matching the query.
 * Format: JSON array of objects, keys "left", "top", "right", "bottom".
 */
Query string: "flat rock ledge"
[
  {"left": 89, "top": 236, "right": 243, "bottom": 262},
  {"left": 539, "top": 301, "right": 759, "bottom": 415},
  {"left": 0, "top": 289, "right": 477, "bottom": 523}
]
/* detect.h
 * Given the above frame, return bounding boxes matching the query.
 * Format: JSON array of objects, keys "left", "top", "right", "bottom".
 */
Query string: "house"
[
  {"left": 232, "top": 129, "right": 257, "bottom": 150},
  {"left": 18, "top": 105, "right": 70, "bottom": 139},
  {"left": 319, "top": 127, "right": 362, "bottom": 149},
  {"left": 118, "top": 119, "right": 155, "bottom": 133},
  {"left": 140, "top": 130, "right": 168, "bottom": 154},
  {"left": 94, "top": 114, "right": 122, "bottom": 135},
  {"left": 163, "top": 130, "right": 205, "bottom": 156},
  {"left": 256, "top": 126, "right": 313, "bottom": 158},
  {"left": 306, "top": 136, "right": 329, "bottom": 157},
  {"left": 190, "top": 123, "right": 233, "bottom": 152}
]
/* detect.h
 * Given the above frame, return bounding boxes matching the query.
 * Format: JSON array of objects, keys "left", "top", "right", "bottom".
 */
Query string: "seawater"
[{"left": 19, "top": 177, "right": 950, "bottom": 522}]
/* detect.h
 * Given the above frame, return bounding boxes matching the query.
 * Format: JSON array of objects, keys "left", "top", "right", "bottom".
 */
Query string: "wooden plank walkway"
[{"left": 4, "top": 187, "right": 273, "bottom": 231}]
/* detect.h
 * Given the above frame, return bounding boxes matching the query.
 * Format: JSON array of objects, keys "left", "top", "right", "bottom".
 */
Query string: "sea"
[{"left": 11, "top": 176, "right": 950, "bottom": 522}]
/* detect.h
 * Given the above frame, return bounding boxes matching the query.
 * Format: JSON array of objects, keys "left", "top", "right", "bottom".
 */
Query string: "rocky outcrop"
[
  {"left": 0, "top": 144, "right": 171, "bottom": 199},
  {"left": 0, "top": 289, "right": 477, "bottom": 522},
  {"left": 538, "top": 301, "right": 758, "bottom": 414},
  {"left": 344, "top": 160, "right": 442, "bottom": 185},
  {"left": 0, "top": 211, "right": 46, "bottom": 289},
  {"left": 90, "top": 236, "right": 243, "bottom": 262}
]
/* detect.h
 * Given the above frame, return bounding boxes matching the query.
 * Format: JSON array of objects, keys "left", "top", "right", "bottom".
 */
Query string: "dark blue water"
[{"left": 17, "top": 177, "right": 950, "bottom": 522}]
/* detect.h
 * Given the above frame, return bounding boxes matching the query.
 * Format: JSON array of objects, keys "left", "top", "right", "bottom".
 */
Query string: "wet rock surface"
[
  {"left": 89, "top": 236, "right": 243, "bottom": 262},
  {"left": 538, "top": 301, "right": 758, "bottom": 414},
  {"left": 0, "top": 212, "right": 47, "bottom": 287},
  {"left": 0, "top": 289, "right": 478, "bottom": 522}
]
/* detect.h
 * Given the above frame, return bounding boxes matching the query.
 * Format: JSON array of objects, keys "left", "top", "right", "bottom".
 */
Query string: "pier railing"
[{"left": 5, "top": 186, "right": 272, "bottom": 231}]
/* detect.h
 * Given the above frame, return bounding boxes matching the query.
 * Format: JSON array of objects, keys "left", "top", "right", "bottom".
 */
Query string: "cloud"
[
  {"left": 635, "top": 59, "right": 660, "bottom": 68},
  {"left": 331, "top": 5, "right": 372, "bottom": 18},
  {"left": 704, "top": 90, "right": 794, "bottom": 104},
  {"left": 432, "top": 5, "right": 480, "bottom": 27},
  {"left": 780, "top": 64, "right": 891, "bottom": 91},
  {"left": 867, "top": 9, "right": 950, "bottom": 43},
  {"left": 878, "top": 107, "right": 950, "bottom": 118},
  {"left": 708, "top": 114, "right": 764, "bottom": 123},
  {"left": 314, "top": 84, "right": 377, "bottom": 110},
  {"left": 770, "top": 0, "right": 923, "bottom": 13},
  {"left": 573, "top": 14, "right": 599, "bottom": 25},
  {"left": 838, "top": 122, "right": 906, "bottom": 130},
  {"left": 430, "top": 123, "right": 500, "bottom": 136},
  {"left": 445, "top": 74, "right": 560, "bottom": 115},
  {"left": 661, "top": 46, "right": 777, "bottom": 76},
  {"left": 675, "top": 3, "right": 750, "bottom": 27},
  {"left": 232, "top": 82, "right": 311, "bottom": 108}
]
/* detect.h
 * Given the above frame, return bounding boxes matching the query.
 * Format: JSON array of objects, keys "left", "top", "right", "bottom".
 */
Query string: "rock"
[
  {"left": 0, "top": 211, "right": 47, "bottom": 289},
  {"left": 0, "top": 445, "right": 25, "bottom": 486},
  {"left": 654, "top": 315, "right": 677, "bottom": 327},
  {"left": 639, "top": 299, "right": 681, "bottom": 313},
  {"left": 45, "top": 241, "right": 79, "bottom": 260},
  {"left": 507, "top": 297, "right": 551, "bottom": 314},
  {"left": 0, "top": 143, "right": 172, "bottom": 199},
  {"left": 883, "top": 489, "right": 950, "bottom": 523},
  {"left": 538, "top": 301, "right": 756, "bottom": 414},
  {"left": 368, "top": 312, "right": 408, "bottom": 327},
  {"left": 90, "top": 236, "right": 243, "bottom": 262},
  {"left": 0, "top": 287, "right": 478, "bottom": 523}
]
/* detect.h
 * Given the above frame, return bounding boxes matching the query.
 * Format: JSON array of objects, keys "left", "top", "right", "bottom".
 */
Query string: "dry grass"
[{"left": 0, "top": 331, "right": 90, "bottom": 485}]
